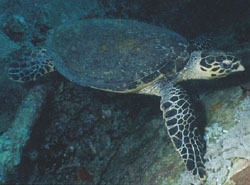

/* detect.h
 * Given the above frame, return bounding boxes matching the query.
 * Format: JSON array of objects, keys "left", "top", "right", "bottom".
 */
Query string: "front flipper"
[
  {"left": 190, "top": 33, "right": 212, "bottom": 51},
  {"left": 8, "top": 47, "right": 54, "bottom": 82},
  {"left": 160, "top": 84, "right": 206, "bottom": 180}
]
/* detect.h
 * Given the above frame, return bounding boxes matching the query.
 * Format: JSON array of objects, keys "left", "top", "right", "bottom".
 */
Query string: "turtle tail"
[
  {"left": 8, "top": 47, "right": 54, "bottom": 82},
  {"left": 160, "top": 84, "right": 206, "bottom": 180}
]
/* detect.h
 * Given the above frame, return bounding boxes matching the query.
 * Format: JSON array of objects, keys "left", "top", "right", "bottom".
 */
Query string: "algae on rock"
[{"left": 0, "top": 85, "right": 49, "bottom": 184}]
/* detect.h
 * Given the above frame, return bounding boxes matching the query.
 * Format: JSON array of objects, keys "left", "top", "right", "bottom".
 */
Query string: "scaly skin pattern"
[
  {"left": 8, "top": 47, "right": 54, "bottom": 82},
  {"left": 160, "top": 84, "right": 206, "bottom": 180},
  {"left": 139, "top": 78, "right": 206, "bottom": 180}
]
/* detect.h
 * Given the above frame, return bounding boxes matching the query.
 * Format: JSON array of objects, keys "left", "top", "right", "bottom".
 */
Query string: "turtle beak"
[{"left": 238, "top": 64, "right": 245, "bottom": 71}]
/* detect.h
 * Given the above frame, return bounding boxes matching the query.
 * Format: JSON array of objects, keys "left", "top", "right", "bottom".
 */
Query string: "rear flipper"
[
  {"left": 8, "top": 47, "right": 54, "bottom": 82},
  {"left": 160, "top": 84, "right": 206, "bottom": 180}
]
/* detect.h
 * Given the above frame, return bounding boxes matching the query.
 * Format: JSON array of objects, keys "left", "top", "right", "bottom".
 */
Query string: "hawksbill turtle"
[{"left": 7, "top": 19, "right": 245, "bottom": 180}]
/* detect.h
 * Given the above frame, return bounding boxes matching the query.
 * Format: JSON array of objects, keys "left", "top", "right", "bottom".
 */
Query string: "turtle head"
[{"left": 177, "top": 50, "right": 245, "bottom": 81}]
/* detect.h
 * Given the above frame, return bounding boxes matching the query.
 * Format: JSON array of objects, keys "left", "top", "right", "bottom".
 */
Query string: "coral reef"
[
  {"left": 7, "top": 81, "right": 180, "bottom": 185},
  {"left": 178, "top": 91, "right": 250, "bottom": 185}
]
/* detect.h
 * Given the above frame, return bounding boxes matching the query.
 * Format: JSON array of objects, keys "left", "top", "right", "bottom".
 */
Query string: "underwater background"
[{"left": 0, "top": 0, "right": 250, "bottom": 184}]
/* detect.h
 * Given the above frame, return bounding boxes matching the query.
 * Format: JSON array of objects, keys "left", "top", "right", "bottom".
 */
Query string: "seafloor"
[{"left": 0, "top": 0, "right": 250, "bottom": 185}]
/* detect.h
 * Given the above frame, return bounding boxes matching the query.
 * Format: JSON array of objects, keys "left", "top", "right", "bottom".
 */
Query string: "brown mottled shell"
[{"left": 46, "top": 19, "right": 190, "bottom": 92}]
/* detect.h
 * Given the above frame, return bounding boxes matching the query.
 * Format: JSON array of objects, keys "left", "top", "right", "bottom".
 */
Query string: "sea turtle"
[{"left": 7, "top": 19, "right": 245, "bottom": 180}]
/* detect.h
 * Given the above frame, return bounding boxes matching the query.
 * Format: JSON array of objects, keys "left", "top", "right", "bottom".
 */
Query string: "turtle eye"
[{"left": 220, "top": 60, "right": 232, "bottom": 69}]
